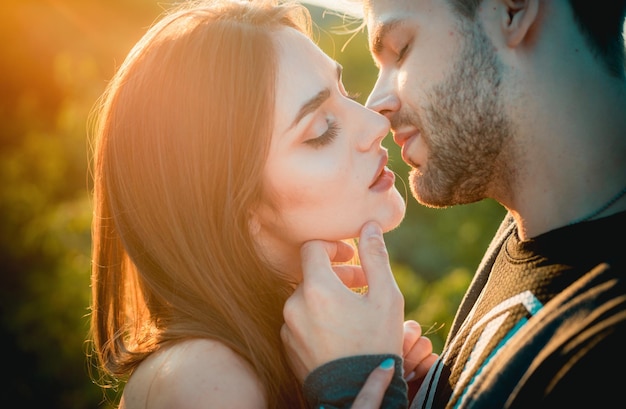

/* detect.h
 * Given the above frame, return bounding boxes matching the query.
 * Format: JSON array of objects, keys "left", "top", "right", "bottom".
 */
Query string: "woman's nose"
[{"left": 355, "top": 105, "right": 390, "bottom": 152}]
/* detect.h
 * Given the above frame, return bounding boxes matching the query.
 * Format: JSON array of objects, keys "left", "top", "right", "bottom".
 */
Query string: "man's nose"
[{"left": 365, "top": 72, "right": 400, "bottom": 120}]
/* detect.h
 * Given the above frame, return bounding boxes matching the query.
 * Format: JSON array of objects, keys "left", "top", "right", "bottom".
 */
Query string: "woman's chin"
[
  {"left": 381, "top": 202, "right": 407, "bottom": 233},
  {"left": 381, "top": 215, "right": 405, "bottom": 233},
  {"left": 365, "top": 212, "right": 406, "bottom": 236}
]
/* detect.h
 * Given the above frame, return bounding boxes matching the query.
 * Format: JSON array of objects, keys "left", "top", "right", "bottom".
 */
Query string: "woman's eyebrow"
[
  {"left": 287, "top": 62, "right": 343, "bottom": 130},
  {"left": 289, "top": 88, "right": 330, "bottom": 130},
  {"left": 288, "top": 63, "right": 342, "bottom": 131}
]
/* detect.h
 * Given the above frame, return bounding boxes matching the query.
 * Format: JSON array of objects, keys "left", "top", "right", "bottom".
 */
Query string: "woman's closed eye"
[{"left": 305, "top": 120, "right": 339, "bottom": 148}]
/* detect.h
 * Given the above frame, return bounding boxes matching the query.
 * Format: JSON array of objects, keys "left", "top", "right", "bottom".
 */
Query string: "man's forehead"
[
  {"left": 301, "top": 1, "right": 364, "bottom": 18},
  {"left": 364, "top": 0, "right": 416, "bottom": 14}
]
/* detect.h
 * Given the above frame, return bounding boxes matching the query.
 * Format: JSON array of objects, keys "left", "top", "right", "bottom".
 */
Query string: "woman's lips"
[
  {"left": 369, "top": 156, "right": 396, "bottom": 192},
  {"left": 369, "top": 167, "right": 396, "bottom": 192}
]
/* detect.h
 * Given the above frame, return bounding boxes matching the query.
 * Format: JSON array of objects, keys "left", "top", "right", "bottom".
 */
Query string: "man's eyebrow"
[
  {"left": 370, "top": 19, "right": 403, "bottom": 55},
  {"left": 288, "top": 63, "right": 341, "bottom": 130}
]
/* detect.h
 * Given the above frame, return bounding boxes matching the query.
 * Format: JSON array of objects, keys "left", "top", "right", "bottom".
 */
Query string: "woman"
[{"left": 88, "top": 0, "right": 431, "bottom": 407}]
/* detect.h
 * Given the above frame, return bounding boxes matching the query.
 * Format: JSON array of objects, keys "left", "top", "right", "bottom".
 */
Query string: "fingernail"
[
  {"left": 405, "top": 371, "right": 416, "bottom": 382},
  {"left": 379, "top": 358, "right": 395, "bottom": 370}
]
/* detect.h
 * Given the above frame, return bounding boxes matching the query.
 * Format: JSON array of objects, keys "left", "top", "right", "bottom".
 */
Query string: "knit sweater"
[{"left": 304, "top": 211, "right": 626, "bottom": 409}]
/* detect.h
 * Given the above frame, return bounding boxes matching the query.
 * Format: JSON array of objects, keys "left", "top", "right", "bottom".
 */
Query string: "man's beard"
[{"left": 402, "top": 21, "right": 514, "bottom": 208}]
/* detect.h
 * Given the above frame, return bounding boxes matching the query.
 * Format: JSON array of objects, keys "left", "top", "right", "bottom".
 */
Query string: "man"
[{"left": 281, "top": 0, "right": 626, "bottom": 408}]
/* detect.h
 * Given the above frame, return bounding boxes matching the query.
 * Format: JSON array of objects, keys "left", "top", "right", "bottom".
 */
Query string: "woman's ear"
[
  {"left": 501, "top": 0, "right": 539, "bottom": 48},
  {"left": 248, "top": 211, "right": 261, "bottom": 237}
]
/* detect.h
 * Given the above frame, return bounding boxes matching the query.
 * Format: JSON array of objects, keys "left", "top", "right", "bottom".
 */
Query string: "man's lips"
[
  {"left": 392, "top": 127, "right": 419, "bottom": 147},
  {"left": 392, "top": 128, "right": 420, "bottom": 167}
]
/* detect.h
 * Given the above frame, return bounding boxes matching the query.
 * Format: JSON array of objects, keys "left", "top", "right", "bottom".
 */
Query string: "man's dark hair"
[{"left": 448, "top": 0, "right": 626, "bottom": 77}]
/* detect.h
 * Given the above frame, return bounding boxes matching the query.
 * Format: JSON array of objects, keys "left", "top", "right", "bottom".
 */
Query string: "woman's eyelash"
[{"left": 306, "top": 120, "right": 339, "bottom": 148}]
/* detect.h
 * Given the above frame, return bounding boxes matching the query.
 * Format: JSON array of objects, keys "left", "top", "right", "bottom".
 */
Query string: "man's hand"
[
  {"left": 402, "top": 320, "right": 438, "bottom": 383},
  {"left": 281, "top": 221, "right": 405, "bottom": 381},
  {"left": 402, "top": 320, "right": 439, "bottom": 402}
]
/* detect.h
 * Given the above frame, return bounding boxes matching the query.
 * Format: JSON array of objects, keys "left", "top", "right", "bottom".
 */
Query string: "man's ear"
[{"left": 501, "top": 0, "right": 538, "bottom": 48}]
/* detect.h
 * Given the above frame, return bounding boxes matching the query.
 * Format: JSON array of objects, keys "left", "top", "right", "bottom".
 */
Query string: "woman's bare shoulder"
[{"left": 120, "top": 338, "right": 266, "bottom": 409}]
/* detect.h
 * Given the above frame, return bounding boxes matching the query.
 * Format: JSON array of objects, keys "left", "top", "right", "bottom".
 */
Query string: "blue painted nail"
[{"left": 379, "top": 358, "right": 395, "bottom": 370}]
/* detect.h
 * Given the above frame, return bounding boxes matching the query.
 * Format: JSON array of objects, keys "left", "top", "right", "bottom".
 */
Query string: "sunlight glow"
[{"left": 300, "top": 0, "right": 363, "bottom": 18}]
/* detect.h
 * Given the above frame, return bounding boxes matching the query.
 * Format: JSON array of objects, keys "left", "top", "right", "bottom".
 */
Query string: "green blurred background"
[{"left": 0, "top": 0, "right": 505, "bottom": 407}]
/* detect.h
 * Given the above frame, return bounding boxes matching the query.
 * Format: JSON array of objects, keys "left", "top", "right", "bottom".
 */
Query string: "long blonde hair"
[{"left": 88, "top": 1, "right": 311, "bottom": 406}]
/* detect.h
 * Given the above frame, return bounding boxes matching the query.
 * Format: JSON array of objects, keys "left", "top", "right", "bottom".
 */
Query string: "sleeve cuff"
[{"left": 303, "top": 354, "right": 408, "bottom": 409}]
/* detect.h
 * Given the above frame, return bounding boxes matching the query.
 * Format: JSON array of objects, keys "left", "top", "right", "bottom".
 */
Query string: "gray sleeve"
[{"left": 303, "top": 354, "right": 408, "bottom": 409}]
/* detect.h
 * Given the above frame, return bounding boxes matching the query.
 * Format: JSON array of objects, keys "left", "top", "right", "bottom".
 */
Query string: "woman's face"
[{"left": 252, "top": 27, "right": 406, "bottom": 278}]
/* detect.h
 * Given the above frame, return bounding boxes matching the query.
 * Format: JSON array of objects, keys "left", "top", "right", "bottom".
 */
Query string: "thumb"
[{"left": 357, "top": 221, "right": 396, "bottom": 296}]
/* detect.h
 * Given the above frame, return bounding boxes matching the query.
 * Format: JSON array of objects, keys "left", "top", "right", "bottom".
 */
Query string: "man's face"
[{"left": 365, "top": 0, "right": 514, "bottom": 207}]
